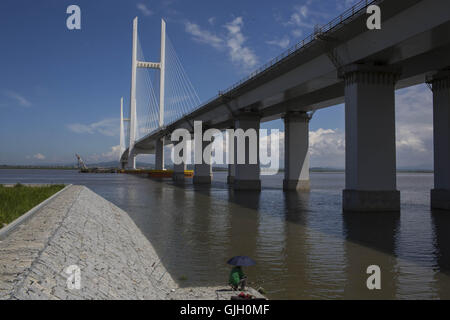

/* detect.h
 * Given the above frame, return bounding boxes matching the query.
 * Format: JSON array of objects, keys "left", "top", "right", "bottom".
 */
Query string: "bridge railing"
[
  {"left": 219, "top": 0, "right": 380, "bottom": 95},
  {"left": 139, "top": 0, "right": 381, "bottom": 142}
]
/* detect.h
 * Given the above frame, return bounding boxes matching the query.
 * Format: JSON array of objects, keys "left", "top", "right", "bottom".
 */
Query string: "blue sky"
[{"left": 0, "top": 0, "right": 433, "bottom": 168}]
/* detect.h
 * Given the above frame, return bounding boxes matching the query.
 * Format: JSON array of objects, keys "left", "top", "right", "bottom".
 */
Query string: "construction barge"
[
  {"left": 118, "top": 169, "right": 194, "bottom": 178},
  {"left": 76, "top": 154, "right": 193, "bottom": 178}
]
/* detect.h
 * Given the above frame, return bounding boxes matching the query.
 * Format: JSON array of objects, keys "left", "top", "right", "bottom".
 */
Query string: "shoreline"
[
  {"left": 0, "top": 185, "right": 265, "bottom": 300},
  {"left": 0, "top": 167, "right": 434, "bottom": 174}
]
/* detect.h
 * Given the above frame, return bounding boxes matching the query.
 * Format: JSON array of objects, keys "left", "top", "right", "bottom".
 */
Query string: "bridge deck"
[{"left": 122, "top": 0, "right": 450, "bottom": 161}]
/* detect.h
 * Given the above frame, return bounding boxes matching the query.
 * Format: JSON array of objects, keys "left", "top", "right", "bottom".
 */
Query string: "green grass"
[{"left": 0, "top": 184, "right": 65, "bottom": 227}]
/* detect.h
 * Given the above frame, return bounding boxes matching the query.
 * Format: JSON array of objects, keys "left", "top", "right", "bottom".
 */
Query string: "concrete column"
[
  {"left": 128, "top": 154, "right": 136, "bottom": 170},
  {"left": 193, "top": 139, "right": 212, "bottom": 184},
  {"left": 431, "top": 71, "right": 450, "bottom": 210},
  {"left": 227, "top": 128, "right": 235, "bottom": 184},
  {"left": 283, "top": 112, "right": 310, "bottom": 191},
  {"left": 227, "top": 164, "right": 235, "bottom": 184},
  {"left": 233, "top": 113, "right": 261, "bottom": 190},
  {"left": 342, "top": 64, "right": 400, "bottom": 212},
  {"left": 155, "top": 137, "right": 165, "bottom": 170},
  {"left": 172, "top": 141, "right": 186, "bottom": 183},
  {"left": 172, "top": 161, "right": 186, "bottom": 183}
]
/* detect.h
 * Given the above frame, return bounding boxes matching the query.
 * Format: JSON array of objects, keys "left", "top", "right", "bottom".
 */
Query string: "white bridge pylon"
[
  {"left": 119, "top": 97, "right": 128, "bottom": 159},
  {"left": 119, "top": 17, "right": 201, "bottom": 169},
  {"left": 127, "top": 17, "right": 166, "bottom": 169}
]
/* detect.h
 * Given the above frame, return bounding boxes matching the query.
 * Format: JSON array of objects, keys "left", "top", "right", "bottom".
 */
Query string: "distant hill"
[
  {"left": 1, "top": 163, "right": 433, "bottom": 173},
  {"left": 85, "top": 161, "right": 121, "bottom": 168},
  {"left": 0, "top": 164, "right": 77, "bottom": 170}
]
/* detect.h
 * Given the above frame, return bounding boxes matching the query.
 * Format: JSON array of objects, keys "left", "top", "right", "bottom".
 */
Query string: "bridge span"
[{"left": 120, "top": 0, "right": 450, "bottom": 212}]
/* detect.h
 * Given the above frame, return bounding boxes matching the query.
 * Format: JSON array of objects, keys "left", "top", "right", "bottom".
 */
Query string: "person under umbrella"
[{"left": 227, "top": 256, "right": 256, "bottom": 291}]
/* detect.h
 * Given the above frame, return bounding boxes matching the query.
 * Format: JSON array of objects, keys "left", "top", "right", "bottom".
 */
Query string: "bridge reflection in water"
[
  {"left": 94, "top": 171, "right": 450, "bottom": 299},
  {"left": 1, "top": 169, "right": 449, "bottom": 299}
]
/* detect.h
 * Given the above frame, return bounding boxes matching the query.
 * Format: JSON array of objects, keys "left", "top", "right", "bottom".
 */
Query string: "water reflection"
[
  {"left": 431, "top": 210, "right": 450, "bottom": 299},
  {"left": 227, "top": 191, "right": 260, "bottom": 290},
  {"left": 1, "top": 170, "right": 450, "bottom": 299},
  {"left": 281, "top": 192, "right": 311, "bottom": 298},
  {"left": 342, "top": 212, "right": 400, "bottom": 299}
]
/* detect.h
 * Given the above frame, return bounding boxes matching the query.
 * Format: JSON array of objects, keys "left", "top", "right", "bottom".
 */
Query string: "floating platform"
[
  {"left": 80, "top": 168, "right": 117, "bottom": 173},
  {"left": 148, "top": 170, "right": 194, "bottom": 178}
]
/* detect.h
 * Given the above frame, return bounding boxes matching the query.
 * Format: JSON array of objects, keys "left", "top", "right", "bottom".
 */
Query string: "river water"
[{"left": 1, "top": 169, "right": 449, "bottom": 299}]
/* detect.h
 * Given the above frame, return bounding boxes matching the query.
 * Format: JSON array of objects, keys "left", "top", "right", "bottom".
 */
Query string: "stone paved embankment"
[{"left": 0, "top": 185, "right": 264, "bottom": 300}]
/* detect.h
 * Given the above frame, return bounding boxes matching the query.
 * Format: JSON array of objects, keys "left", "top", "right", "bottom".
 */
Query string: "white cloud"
[
  {"left": 336, "top": 0, "right": 360, "bottom": 11},
  {"left": 266, "top": 36, "right": 291, "bottom": 49},
  {"left": 286, "top": 5, "right": 314, "bottom": 29},
  {"left": 256, "top": 85, "right": 432, "bottom": 170},
  {"left": 245, "top": 127, "right": 343, "bottom": 169},
  {"left": 259, "top": 127, "right": 344, "bottom": 169},
  {"left": 137, "top": 3, "right": 153, "bottom": 16},
  {"left": 395, "top": 84, "right": 433, "bottom": 168},
  {"left": 33, "top": 153, "right": 46, "bottom": 160},
  {"left": 2, "top": 90, "right": 32, "bottom": 107},
  {"left": 282, "top": 1, "right": 335, "bottom": 40},
  {"left": 67, "top": 118, "right": 118, "bottom": 137},
  {"left": 184, "top": 21, "right": 224, "bottom": 49},
  {"left": 291, "top": 29, "right": 303, "bottom": 38},
  {"left": 224, "top": 17, "right": 258, "bottom": 70},
  {"left": 67, "top": 123, "right": 92, "bottom": 134},
  {"left": 185, "top": 17, "right": 258, "bottom": 71},
  {"left": 85, "top": 145, "right": 121, "bottom": 163},
  {"left": 200, "top": 128, "right": 343, "bottom": 169},
  {"left": 309, "top": 128, "right": 345, "bottom": 168},
  {"left": 102, "top": 145, "right": 121, "bottom": 160},
  {"left": 208, "top": 17, "right": 216, "bottom": 25},
  {"left": 306, "top": 85, "right": 433, "bottom": 169}
]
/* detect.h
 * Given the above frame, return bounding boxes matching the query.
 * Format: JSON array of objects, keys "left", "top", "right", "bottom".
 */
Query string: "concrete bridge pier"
[
  {"left": 227, "top": 164, "right": 235, "bottom": 184},
  {"left": 431, "top": 70, "right": 450, "bottom": 210},
  {"left": 283, "top": 112, "right": 310, "bottom": 191},
  {"left": 227, "top": 129, "right": 235, "bottom": 184},
  {"left": 173, "top": 162, "right": 186, "bottom": 183},
  {"left": 172, "top": 144, "right": 186, "bottom": 183},
  {"left": 194, "top": 139, "right": 212, "bottom": 184},
  {"left": 226, "top": 126, "right": 236, "bottom": 184},
  {"left": 155, "top": 137, "right": 165, "bottom": 170},
  {"left": 342, "top": 64, "right": 400, "bottom": 212},
  {"left": 128, "top": 154, "right": 136, "bottom": 170},
  {"left": 233, "top": 112, "right": 261, "bottom": 191}
]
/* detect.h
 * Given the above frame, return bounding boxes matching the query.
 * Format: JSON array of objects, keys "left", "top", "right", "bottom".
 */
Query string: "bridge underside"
[
  {"left": 121, "top": 0, "right": 450, "bottom": 212},
  {"left": 127, "top": 0, "right": 450, "bottom": 150}
]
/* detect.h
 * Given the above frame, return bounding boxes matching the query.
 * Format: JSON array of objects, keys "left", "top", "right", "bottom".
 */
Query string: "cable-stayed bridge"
[
  {"left": 119, "top": 18, "right": 201, "bottom": 167},
  {"left": 119, "top": 0, "right": 450, "bottom": 212}
]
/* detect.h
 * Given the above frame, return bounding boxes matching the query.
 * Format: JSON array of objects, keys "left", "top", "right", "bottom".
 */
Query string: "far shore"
[
  {"left": 0, "top": 165, "right": 77, "bottom": 170},
  {"left": 0, "top": 165, "right": 434, "bottom": 174}
]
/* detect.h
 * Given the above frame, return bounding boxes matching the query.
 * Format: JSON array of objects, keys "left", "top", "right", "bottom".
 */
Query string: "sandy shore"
[{"left": 0, "top": 185, "right": 265, "bottom": 300}]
